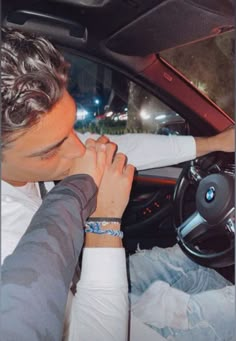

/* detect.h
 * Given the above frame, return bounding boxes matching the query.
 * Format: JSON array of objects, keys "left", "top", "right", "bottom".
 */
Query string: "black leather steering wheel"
[{"left": 173, "top": 156, "right": 235, "bottom": 268}]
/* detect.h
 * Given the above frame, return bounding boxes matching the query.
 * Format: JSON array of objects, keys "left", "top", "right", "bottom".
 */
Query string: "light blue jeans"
[{"left": 128, "top": 244, "right": 235, "bottom": 341}]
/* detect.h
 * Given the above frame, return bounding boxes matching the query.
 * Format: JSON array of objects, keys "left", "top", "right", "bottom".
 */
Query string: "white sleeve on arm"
[
  {"left": 77, "top": 132, "right": 196, "bottom": 170},
  {"left": 67, "top": 248, "right": 128, "bottom": 341}
]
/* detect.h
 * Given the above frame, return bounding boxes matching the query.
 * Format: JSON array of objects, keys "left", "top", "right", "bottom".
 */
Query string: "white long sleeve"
[
  {"left": 77, "top": 132, "right": 196, "bottom": 170},
  {"left": 68, "top": 248, "right": 129, "bottom": 341}
]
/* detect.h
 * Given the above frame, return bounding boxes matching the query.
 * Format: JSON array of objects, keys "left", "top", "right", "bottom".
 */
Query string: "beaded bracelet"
[{"left": 85, "top": 221, "right": 123, "bottom": 239}]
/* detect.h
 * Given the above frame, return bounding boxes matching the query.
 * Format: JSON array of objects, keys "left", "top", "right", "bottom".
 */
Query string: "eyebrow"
[{"left": 27, "top": 136, "right": 68, "bottom": 157}]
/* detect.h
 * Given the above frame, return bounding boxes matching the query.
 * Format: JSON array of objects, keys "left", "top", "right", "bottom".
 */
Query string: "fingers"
[
  {"left": 85, "top": 138, "right": 115, "bottom": 159},
  {"left": 105, "top": 143, "right": 118, "bottom": 165},
  {"left": 124, "top": 164, "right": 135, "bottom": 179},
  {"left": 96, "top": 144, "right": 107, "bottom": 170},
  {"left": 86, "top": 143, "right": 106, "bottom": 167},
  {"left": 85, "top": 138, "right": 96, "bottom": 148},
  {"left": 97, "top": 135, "right": 110, "bottom": 144},
  {"left": 111, "top": 153, "right": 127, "bottom": 173},
  {"left": 109, "top": 152, "right": 135, "bottom": 178}
]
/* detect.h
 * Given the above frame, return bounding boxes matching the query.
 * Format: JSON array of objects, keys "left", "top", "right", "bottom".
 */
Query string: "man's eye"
[{"left": 40, "top": 149, "right": 59, "bottom": 160}]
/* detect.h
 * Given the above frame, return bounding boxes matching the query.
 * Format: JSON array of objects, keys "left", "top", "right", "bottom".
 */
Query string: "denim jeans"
[{"left": 128, "top": 244, "right": 235, "bottom": 341}]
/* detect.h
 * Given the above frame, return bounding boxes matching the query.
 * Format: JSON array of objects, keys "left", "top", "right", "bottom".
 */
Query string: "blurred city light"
[
  {"left": 76, "top": 108, "right": 88, "bottom": 120},
  {"left": 140, "top": 109, "right": 151, "bottom": 120},
  {"left": 105, "top": 111, "right": 113, "bottom": 117},
  {"left": 155, "top": 114, "right": 166, "bottom": 120}
]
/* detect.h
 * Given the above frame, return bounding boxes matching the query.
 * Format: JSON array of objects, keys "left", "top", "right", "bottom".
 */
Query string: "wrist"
[
  {"left": 195, "top": 136, "right": 214, "bottom": 157},
  {"left": 84, "top": 221, "right": 123, "bottom": 248},
  {"left": 85, "top": 232, "right": 123, "bottom": 248},
  {"left": 91, "top": 212, "right": 122, "bottom": 219},
  {"left": 208, "top": 134, "right": 220, "bottom": 152}
]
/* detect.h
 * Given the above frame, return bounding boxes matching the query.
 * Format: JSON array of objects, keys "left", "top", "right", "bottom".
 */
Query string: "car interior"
[{"left": 2, "top": 0, "right": 235, "bottom": 283}]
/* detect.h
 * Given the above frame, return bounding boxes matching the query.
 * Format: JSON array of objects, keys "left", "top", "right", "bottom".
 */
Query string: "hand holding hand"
[
  {"left": 68, "top": 143, "right": 106, "bottom": 187},
  {"left": 91, "top": 143, "right": 135, "bottom": 219}
]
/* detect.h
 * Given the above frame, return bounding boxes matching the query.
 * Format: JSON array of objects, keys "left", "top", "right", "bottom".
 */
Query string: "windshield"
[{"left": 160, "top": 31, "right": 235, "bottom": 119}]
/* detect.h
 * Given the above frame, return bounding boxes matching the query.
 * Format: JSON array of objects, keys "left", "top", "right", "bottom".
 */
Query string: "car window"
[
  {"left": 160, "top": 31, "right": 234, "bottom": 119},
  {"left": 63, "top": 51, "right": 187, "bottom": 136}
]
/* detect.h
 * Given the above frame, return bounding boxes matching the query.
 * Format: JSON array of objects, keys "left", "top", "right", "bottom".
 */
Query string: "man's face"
[{"left": 2, "top": 90, "right": 85, "bottom": 186}]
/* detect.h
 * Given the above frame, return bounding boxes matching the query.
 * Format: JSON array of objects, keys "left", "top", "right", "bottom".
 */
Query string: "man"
[
  {"left": 2, "top": 28, "right": 234, "bottom": 258},
  {"left": 1, "top": 28, "right": 234, "bottom": 340}
]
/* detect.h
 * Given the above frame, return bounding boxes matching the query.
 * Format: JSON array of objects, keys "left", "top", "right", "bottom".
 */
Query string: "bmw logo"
[{"left": 205, "top": 186, "right": 215, "bottom": 202}]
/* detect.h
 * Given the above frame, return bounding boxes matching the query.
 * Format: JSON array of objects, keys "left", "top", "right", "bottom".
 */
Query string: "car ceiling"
[{"left": 2, "top": 0, "right": 235, "bottom": 56}]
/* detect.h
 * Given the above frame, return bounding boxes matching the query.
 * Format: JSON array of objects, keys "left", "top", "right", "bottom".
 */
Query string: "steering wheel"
[{"left": 173, "top": 154, "right": 235, "bottom": 268}]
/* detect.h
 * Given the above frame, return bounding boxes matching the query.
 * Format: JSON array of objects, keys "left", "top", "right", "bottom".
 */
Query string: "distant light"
[
  {"left": 114, "top": 116, "right": 119, "bottom": 121},
  {"left": 124, "top": 107, "right": 128, "bottom": 112},
  {"left": 119, "top": 113, "right": 128, "bottom": 121},
  {"left": 76, "top": 108, "right": 88, "bottom": 120},
  {"left": 94, "top": 99, "right": 100, "bottom": 105},
  {"left": 106, "top": 111, "right": 113, "bottom": 117},
  {"left": 155, "top": 114, "right": 166, "bottom": 120},
  {"left": 140, "top": 109, "right": 151, "bottom": 120}
]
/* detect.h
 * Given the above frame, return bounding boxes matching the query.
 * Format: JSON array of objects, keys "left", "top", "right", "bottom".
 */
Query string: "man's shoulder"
[
  {"left": 1, "top": 179, "right": 19, "bottom": 197},
  {"left": 1, "top": 180, "right": 42, "bottom": 208}
]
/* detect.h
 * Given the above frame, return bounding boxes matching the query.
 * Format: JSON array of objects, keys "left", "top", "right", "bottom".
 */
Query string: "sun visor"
[{"left": 105, "top": 0, "right": 235, "bottom": 56}]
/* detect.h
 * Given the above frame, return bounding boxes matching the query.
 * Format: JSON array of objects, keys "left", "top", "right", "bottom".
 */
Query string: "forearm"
[
  {"left": 194, "top": 136, "right": 216, "bottom": 157},
  {"left": 195, "top": 127, "right": 235, "bottom": 156},
  {"left": 65, "top": 147, "right": 132, "bottom": 341},
  {"left": 68, "top": 248, "right": 129, "bottom": 341},
  {"left": 78, "top": 132, "right": 196, "bottom": 169},
  {"left": 67, "top": 228, "right": 128, "bottom": 341},
  {"left": 1, "top": 174, "right": 97, "bottom": 341},
  {"left": 78, "top": 128, "right": 235, "bottom": 170}
]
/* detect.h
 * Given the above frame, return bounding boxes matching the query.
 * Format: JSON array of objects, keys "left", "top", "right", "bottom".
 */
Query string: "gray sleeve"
[{"left": 1, "top": 174, "right": 97, "bottom": 341}]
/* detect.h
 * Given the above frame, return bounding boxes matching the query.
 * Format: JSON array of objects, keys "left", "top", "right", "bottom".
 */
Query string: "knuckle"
[
  {"left": 87, "top": 146, "right": 96, "bottom": 155},
  {"left": 99, "top": 135, "right": 109, "bottom": 142},
  {"left": 116, "top": 153, "right": 126, "bottom": 160},
  {"left": 85, "top": 138, "right": 95, "bottom": 146},
  {"left": 108, "top": 142, "right": 117, "bottom": 151}
]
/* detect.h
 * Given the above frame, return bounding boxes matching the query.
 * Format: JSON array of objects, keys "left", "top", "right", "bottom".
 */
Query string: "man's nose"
[{"left": 63, "top": 131, "right": 86, "bottom": 159}]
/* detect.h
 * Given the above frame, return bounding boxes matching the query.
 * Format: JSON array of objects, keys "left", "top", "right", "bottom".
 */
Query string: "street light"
[{"left": 94, "top": 98, "right": 100, "bottom": 115}]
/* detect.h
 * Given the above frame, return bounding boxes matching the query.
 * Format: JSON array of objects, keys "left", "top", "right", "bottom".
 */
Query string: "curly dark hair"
[{"left": 1, "top": 28, "right": 69, "bottom": 148}]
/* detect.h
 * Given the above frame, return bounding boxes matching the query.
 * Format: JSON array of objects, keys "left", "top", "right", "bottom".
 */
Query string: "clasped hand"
[{"left": 68, "top": 135, "right": 135, "bottom": 219}]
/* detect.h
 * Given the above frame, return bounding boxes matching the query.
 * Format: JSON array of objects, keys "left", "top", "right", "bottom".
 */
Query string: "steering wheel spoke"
[
  {"left": 177, "top": 211, "right": 207, "bottom": 243},
  {"left": 188, "top": 165, "right": 203, "bottom": 184}
]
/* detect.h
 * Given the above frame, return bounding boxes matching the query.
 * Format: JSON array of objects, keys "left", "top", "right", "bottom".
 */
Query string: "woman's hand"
[
  {"left": 91, "top": 143, "right": 135, "bottom": 218},
  {"left": 68, "top": 143, "right": 107, "bottom": 187}
]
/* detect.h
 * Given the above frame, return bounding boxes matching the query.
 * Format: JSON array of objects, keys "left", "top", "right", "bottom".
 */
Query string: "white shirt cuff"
[{"left": 79, "top": 248, "right": 127, "bottom": 288}]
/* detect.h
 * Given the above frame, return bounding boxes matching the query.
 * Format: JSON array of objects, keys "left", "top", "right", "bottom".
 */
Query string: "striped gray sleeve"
[{"left": 1, "top": 174, "right": 97, "bottom": 341}]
